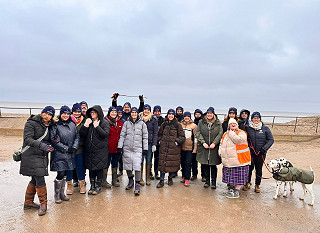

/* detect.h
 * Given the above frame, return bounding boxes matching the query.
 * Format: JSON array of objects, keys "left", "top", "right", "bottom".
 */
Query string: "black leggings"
[
  {"left": 89, "top": 169, "right": 103, "bottom": 181},
  {"left": 30, "top": 176, "right": 46, "bottom": 187},
  {"left": 248, "top": 152, "right": 266, "bottom": 186},
  {"left": 56, "top": 171, "right": 67, "bottom": 181},
  {"left": 202, "top": 164, "right": 217, "bottom": 185}
]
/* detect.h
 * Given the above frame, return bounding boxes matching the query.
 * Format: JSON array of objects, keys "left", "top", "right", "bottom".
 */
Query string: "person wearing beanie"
[
  {"left": 80, "top": 105, "right": 110, "bottom": 195},
  {"left": 115, "top": 105, "right": 124, "bottom": 177},
  {"left": 156, "top": 109, "right": 185, "bottom": 188},
  {"left": 50, "top": 106, "right": 80, "bottom": 203},
  {"left": 192, "top": 109, "right": 203, "bottom": 181},
  {"left": 80, "top": 101, "right": 88, "bottom": 117},
  {"left": 118, "top": 107, "right": 148, "bottom": 195},
  {"left": 219, "top": 118, "right": 251, "bottom": 198},
  {"left": 243, "top": 112, "right": 274, "bottom": 193},
  {"left": 20, "top": 106, "right": 56, "bottom": 216},
  {"left": 196, "top": 107, "right": 223, "bottom": 189},
  {"left": 152, "top": 105, "right": 164, "bottom": 180},
  {"left": 116, "top": 105, "right": 123, "bottom": 120},
  {"left": 137, "top": 104, "right": 158, "bottom": 186},
  {"left": 180, "top": 112, "right": 197, "bottom": 187},
  {"left": 111, "top": 93, "right": 145, "bottom": 123},
  {"left": 238, "top": 109, "right": 251, "bottom": 131},
  {"left": 222, "top": 107, "right": 239, "bottom": 133},
  {"left": 100, "top": 106, "right": 124, "bottom": 189},
  {"left": 65, "top": 103, "right": 87, "bottom": 195},
  {"left": 175, "top": 106, "right": 184, "bottom": 123}
]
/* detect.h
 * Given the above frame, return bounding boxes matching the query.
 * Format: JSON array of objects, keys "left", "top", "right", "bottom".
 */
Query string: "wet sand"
[{"left": 1, "top": 136, "right": 320, "bottom": 232}]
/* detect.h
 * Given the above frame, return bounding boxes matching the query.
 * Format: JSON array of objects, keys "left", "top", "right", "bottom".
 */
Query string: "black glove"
[
  {"left": 112, "top": 93, "right": 119, "bottom": 100},
  {"left": 67, "top": 147, "right": 76, "bottom": 154},
  {"left": 118, "top": 148, "right": 123, "bottom": 154},
  {"left": 39, "top": 143, "right": 54, "bottom": 152},
  {"left": 139, "top": 95, "right": 144, "bottom": 102},
  {"left": 142, "top": 150, "right": 148, "bottom": 156},
  {"left": 259, "top": 148, "right": 266, "bottom": 155}
]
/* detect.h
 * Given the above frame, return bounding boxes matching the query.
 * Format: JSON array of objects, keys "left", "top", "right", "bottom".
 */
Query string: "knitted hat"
[
  {"left": 131, "top": 107, "right": 138, "bottom": 113},
  {"left": 80, "top": 101, "right": 88, "bottom": 107},
  {"left": 228, "top": 118, "right": 238, "bottom": 126},
  {"left": 167, "top": 109, "right": 175, "bottom": 116},
  {"left": 153, "top": 105, "right": 161, "bottom": 113},
  {"left": 183, "top": 111, "right": 191, "bottom": 118},
  {"left": 60, "top": 105, "right": 71, "bottom": 115},
  {"left": 251, "top": 112, "right": 261, "bottom": 119},
  {"left": 176, "top": 106, "right": 184, "bottom": 113},
  {"left": 116, "top": 105, "right": 123, "bottom": 113},
  {"left": 206, "top": 107, "right": 215, "bottom": 114},
  {"left": 41, "top": 106, "right": 55, "bottom": 117},
  {"left": 228, "top": 107, "right": 237, "bottom": 115},
  {"left": 194, "top": 109, "right": 203, "bottom": 116},
  {"left": 108, "top": 106, "right": 117, "bottom": 115},
  {"left": 72, "top": 103, "right": 81, "bottom": 113},
  {"left": 123, "top": 102, "right": 131, "bottom": 108},
  {"left": 143, "top": 104, "right": 151, "bottom": 111}
]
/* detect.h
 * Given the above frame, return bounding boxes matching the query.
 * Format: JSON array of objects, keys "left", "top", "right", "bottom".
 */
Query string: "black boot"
[
  {"left": 168, "top": 176, "right": 173, "bottom": 186},
  {"left": 126, "top": 176, "right": 134, "bottom": 190},
  {"left": 88, "top": 178, "right": 95, "bottom": 195},
  {"left": 155, "top": 171, "right": 160, "bottom": 180},
  {"left": 156, "top": 178, "right": 164, "bottom": 188},
  {"left": 211, "top": 179, "right": 216, "bottom": 189},
  {"left": 92, "top": 180, "right": 102, "bottom": 195}
]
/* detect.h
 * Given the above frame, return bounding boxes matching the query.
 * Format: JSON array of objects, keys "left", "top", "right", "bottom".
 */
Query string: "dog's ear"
[{"left": 287, "top": 161, "right": 293, "bottom": 167}]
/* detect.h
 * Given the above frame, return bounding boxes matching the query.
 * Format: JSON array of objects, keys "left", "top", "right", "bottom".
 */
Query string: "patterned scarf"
[
  {"left": 106, "top": 115, "right": 117, "bottom": 125},
  {"left": 249, "top": 121, "right": 263, "bottom": 130}
]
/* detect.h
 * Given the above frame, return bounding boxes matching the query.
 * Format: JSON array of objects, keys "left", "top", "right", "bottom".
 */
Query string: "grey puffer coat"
[
  {"left": 196, "top": 115, "right": 223, "bottom": 165},
  {"left": 20, "top": 115, "right": 53, "bottom": 177},
  {"left": 50, "top": 119, "right": 79, "bottom": 171},
  {"left": 80, "top": 105, "right": 110, "bottom": 170},
  {"left": 118, "top": 116, "right": 148, "bottom": 171}
]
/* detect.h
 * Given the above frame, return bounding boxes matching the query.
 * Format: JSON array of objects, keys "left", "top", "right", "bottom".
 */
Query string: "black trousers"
[
  {"left": 248, "top": 152, "right": 266, "bottom": 186},
  {"left": 202, "top": 164, "right": 217, "bottom": 185},
  {"left": 119, "top": 154, "right": 123, "bottom": 172},
  {"left": 153, "top": 145, "right": 160, "bottom": 172},
  {"left": 56, "top": 171, "right": 67, "bottom": 180},
  {"left": 181, "top": 150, "right": 193, "bottom": 180},
  {"left": 30, "top": 176, "right": 46, "bottom": 187},
  {"left": 191, "top": 153, "right": 198, "bottom": 177},
  {"left": 89, "top": 169, "right": 103, "bottom": 181}
]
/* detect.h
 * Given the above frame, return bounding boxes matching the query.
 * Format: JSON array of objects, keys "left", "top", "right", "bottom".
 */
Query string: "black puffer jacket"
[
  {"left": 245, "top": 124, "right": 274, "bottom": 154},
  {"left": 80, "top": 105, "right": 110, "bottom": 170},
  {"left": 50, "top": 118, "right": 79, "bottom": 171},
  {"left": 20, "top": 115, "right": 52, "bottom": 177}
]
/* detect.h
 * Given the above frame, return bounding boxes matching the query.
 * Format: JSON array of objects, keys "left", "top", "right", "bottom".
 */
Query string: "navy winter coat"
[
  {"left": 80, "top": 105, "right": 110, "bottom": 170},
  {"left": 139, "top": 113, "right": 158, "bottom": 146},
  {"left": 50, "top": 119, "right": 80, "bottom": 171},
  {"left": 245, "top": 124, "right": 274, "bottom": 154}
]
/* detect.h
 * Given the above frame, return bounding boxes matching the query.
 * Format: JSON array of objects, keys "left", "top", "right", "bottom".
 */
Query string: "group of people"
[{"left": 19, "top": 94, "right": 274, "bottom": 216}]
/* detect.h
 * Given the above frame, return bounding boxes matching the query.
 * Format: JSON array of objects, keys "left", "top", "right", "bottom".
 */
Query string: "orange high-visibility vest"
[{"left": 221, "top": 130, "right": 251, "bottom": 164}]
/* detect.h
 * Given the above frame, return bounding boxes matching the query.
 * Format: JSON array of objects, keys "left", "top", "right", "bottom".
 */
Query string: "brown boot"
[
  {"left": 146, "top": 164, "right": 152, "bottom": 186},
  {"left": 255, "top": 185, "right": 260, "bottom": 193},
  {"left": 24, "top": 183, "right": 40, "bottom": 209},
  {"left": 140, "top": 164, "right": 145, "bottom": 186},
  {"left": 112, "top": 167, "right": 120, "bottom": 187},
  {"left": 35, "top": 185, "right": 47, "bottom": 216},
  {"left": 66, "top": 181, "right": 73, "bottom": 195},
  {"left": 79, "top": 180, "right": 86, "bottom": 194},
  {"left": 242, "top": 183, "right": 251, "bottom": 191},
  {"left": 101, "top": 169, "right": 112, "bottom": 188}
]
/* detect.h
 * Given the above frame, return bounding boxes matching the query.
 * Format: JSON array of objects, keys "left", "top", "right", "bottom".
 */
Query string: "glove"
[
  {"left": 139, "top": 95, "right": 144, "bottom": 102},
  {"left": 112, "top": 93, "right": 119, "bottom": 100},
  {"left": 84, "top": 118, "right": 92, "bottom": 127},
  {"left": 93, "top": 120, "right": 100, "bottom": 128},
  {"left": 142, "top": 150, "right": 148, "bottom": 156},
  {"left": 259, "top": 148, "right": 266, "bottom": 155},
  {"left": 118, "top": 148, "right": 123, "bottom": 154},
  {"left": 152, "top": 145, "right": 157, "bottom": 153},
  {"left": 67, "top": 147, "right": 76, "bottom": 154},
  {"left": 39, "top": 143, "right": 54, "bottom": 152}
]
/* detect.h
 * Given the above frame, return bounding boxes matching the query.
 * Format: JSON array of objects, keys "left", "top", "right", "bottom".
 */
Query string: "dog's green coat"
[{"left": 273, "top": 166, "right": 314, "bottom": 184}]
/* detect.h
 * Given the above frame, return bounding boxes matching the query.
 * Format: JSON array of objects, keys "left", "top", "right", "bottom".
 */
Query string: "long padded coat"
[
  {"left": 50, "top": 119, "right": 79, "bottom": 171},
  {"left": 20, "top": 114, "right": 52, "bottom": 177},
  {"left": 158, "top": 118, "right": 186, "bottom": 173},
  {"left": 118, "top": 116, "right": 148, "bottom": 171},
  {"left": 80, "top": 105, "right": 110, "bottom": 170}
]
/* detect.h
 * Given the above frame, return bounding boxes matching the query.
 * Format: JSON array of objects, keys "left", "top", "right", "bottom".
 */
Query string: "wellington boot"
[
  {"left": 24, "top": 183, "right": 40, "bottom": 209},
  {"left": 54, "top": 179, "right": 62, "bottom": 204},
  {"left": 92, "top": 180, "right": 102, "bottom": 195},
  {"left": 88, "top": 178, "right": 95, "bottom": 195},
  {"left": 66, "top": 181, "right": 73, "bottom": 195},
  {"left": 126, "top": 176, "right": 134, "bottom": 190},
  {"left": 102, "top": 169, "right": 112, "bottom": 188},
  {"left": 112, "top": 167, "right": 120, "bottom": 187},
  {"left": 140, "top": 164, "right": 145, "bottom": 186},
  {"left": 146, "top": 164, "right": 152, "bottom": 186},
  {"left": 35, "top": 185, "right": 47, "bottom": 216},
  {"left": 60, "top": 177, "right": 70, "bottom": 201}
]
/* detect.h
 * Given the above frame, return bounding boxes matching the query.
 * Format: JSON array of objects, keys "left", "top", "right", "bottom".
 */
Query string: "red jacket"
[{"left": 105, "top": 116, "right": 123, "bottom": 153}]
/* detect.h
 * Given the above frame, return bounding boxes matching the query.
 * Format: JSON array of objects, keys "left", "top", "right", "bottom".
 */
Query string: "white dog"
[{"left": 268, "top": 158, "right": 315, "bottom": 206}]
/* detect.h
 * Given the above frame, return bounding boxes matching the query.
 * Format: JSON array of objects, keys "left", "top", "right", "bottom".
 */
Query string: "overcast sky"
[{"left": 0, "top": 0, "right": 319, "bottom": 113}]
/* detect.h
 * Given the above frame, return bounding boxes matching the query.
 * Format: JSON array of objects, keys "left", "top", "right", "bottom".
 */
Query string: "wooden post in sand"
[
  {"left": 316, "top": 118, "right": 319, "bottom": 134},
  {"left": 293, "top": 117, "right": 298, "bottom": 133},
  {"left": 272, "top": 116, "right": 275, "bottom": 128}
]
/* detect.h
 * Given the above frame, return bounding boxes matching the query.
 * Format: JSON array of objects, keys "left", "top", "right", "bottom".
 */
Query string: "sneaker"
[
  {"left": 184, "top": 180, "right": 190, "bottom": 187},
  {"left": 204, "top": 183, "right": 210, "bottom": 188},
  {"left": 180, "top": 178, "right": 185, "bottom": 183},
  {"left": 201, "top": 177, "right": 206, "bottom": 182},
  {"left": 190, "top": 176, "right": 197, "bottom": 180},
  {"left": 226, "top": 189, "right": 240, "bottom": 199}
]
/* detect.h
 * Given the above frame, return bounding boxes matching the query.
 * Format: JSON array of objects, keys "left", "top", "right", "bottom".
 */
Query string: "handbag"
[{"left": 13, "top": 127, "right": 49, "bottom": 162}]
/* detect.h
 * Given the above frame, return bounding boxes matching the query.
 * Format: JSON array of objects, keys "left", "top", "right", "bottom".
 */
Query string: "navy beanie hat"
[
  {"left": 153, "top": 105, "right": 161, "bottom": 113},
  {"left": 251, "top": 112, "right": 261, "bottom": 119},
  {"left": 116, "top": 105, "right": 123, "bottom": 113},
  {"left": 72, "top": 103, "right": 81, "bottom": 113},
  {"left": 183, "top": 111, "right": 191, "bottom": 118},
  {"left": 42, "top": 106, "right": 55, "bottom": 117},
  {"left": 167, "top": 109, "right": 175, "bottom": 116},
  {"left": 131, "top": 107, "right": 138, "bottom": 113},
  {"left": 108, "top": 106, "right": 117, "bottom": 115},
  {"left": 176, "top": 106, "right": 184, "bottom": 113},
  {"left": 206, "top": 107, "right": 215, "bottom": 114},
  {"left": 143, "top": 104, "right": 151, "bottom": 111},
  {"left": 124, "top": 102, "right": 131, "bottom": 108},
  {"left": 228, "top": 107, "right": 237, "bottom": 115},
  {"left": 194, "top": 109, "right": 203, "bottom": 115},
  {"left": 80, "top": 101, "right": 88, "bottom": 107},
  {"left": 60, "top": 105, "right": 71, "bottom": 115}
]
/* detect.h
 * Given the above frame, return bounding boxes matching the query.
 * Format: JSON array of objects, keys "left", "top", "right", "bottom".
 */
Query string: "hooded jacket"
[
  {"left": 80, "top": 105, "right": 110, "bottom": 170},
  {"left": 238, "top": 109, "right": 250, "bottom": 131}
]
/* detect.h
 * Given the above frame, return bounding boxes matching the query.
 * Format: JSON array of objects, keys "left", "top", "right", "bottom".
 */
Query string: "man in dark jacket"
[
  {"left": 175, "top": 106, "right": 184, "bottom": 122},
  {"left": 238, "top": 109, "right": 250, "bottom": 131},
  {"left": 152, "top": 105, "right": 164, "bottom": 179}
]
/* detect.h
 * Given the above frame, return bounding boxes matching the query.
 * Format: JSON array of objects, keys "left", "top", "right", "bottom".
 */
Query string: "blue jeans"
[
  {"left": 141, "top": 144, "right": 152, "bottom": 165},
  {"left": 160, "top": 172, "right": 175, "bottom": 179},
  {"left": 66, "top": 153, "right": 86, "bottom": 181},
  {"left": 107, "top": 153, "right": 120, "bottom": 169}
]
